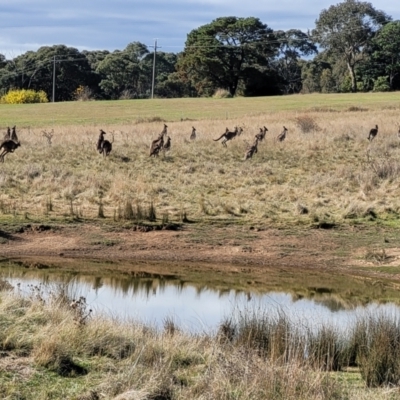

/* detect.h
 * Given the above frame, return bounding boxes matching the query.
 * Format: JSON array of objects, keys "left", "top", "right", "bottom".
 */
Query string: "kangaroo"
[
  {"left": 255, "top": 126, "right": 268, "bottom": 142},
  {"left": 0, "top": 141, "right": 21, "bottom": 162},
  {"left": 277, "top": 126, "right": 288, "bottom": 142},
  {"left": 190, "top": 126, "right": 196, "bottom": 140},
  {"left": 163, "top": 136, "right": 171, "bottom": 152},
  {"left": 10, "top": 126, "right": 18, "bottom": 142},
  {"left": 213, "top": 127, "right": 239, "bottom": 147},
  {"left": 101, "top": 135, "right": 113, "bottom": 157},
  {"left": 3, "top": 127, "right": 11, "bottom": 141},
  {"left": 97, "top": 129, "right": 106, "bottom": 153},
  {"left": 150, "top": 135, "right": 164, "bottom": 157},
  {"left": 0, "top": 126, "right": 20, "bottom": 163},
  {"left": 244, "top": 137, "right": 259, "bottom": 160},
  {"left": 97, "top": 129, "right": 113, "bottom": 157},
  {"left": 150, "top": 124, "right": 168, "bottom": 157},
  {"left": 368, "top": 124, "right": 378, "bottom": 141}
]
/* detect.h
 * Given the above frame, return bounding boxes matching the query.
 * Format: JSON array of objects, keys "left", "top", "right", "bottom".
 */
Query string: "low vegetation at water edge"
[{"left": 1, "top": 280, "right": 400, "bottom": 399}]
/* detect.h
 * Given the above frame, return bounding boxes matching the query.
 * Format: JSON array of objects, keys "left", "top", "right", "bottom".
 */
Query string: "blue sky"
[{"left": 0, "top": 0, "right": 399, "bottom": 58}]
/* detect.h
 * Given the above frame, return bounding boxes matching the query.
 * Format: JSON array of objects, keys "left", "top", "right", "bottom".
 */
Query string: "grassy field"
[
  {"left": 1, "top": 92, "right": 400, "bottom": 227},
  {"left": 0, "top": 92, "right": 399, "bottom": 127}
]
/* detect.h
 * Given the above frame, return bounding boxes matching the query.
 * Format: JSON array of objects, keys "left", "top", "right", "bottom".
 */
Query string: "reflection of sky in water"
[{"left": 5, "top": 275, "right": 400, "bottom": 333}]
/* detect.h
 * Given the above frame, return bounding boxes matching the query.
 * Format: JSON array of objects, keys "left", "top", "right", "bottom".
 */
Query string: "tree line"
[{"left": 0, "top": 0, "right": 399, "bottom": 101}]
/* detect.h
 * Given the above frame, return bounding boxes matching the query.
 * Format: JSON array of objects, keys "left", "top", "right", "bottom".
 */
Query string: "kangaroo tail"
[{"left": 213, "top": 135, "right": 224, "bottom": 141}]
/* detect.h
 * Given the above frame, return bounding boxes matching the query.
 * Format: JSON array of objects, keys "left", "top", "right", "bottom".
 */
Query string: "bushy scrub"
[{"left": 1, "top": 89, "right": 48, "bottom": 104}]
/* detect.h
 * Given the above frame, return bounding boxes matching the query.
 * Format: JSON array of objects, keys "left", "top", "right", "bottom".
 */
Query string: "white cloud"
[{"left": 0, "top": 0, "right": 399, "bottom": 57}]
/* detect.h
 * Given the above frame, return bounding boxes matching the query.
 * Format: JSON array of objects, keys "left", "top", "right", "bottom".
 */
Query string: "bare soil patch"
[{"left": 1, "top": 223, "right": 400, "bottom": 284}]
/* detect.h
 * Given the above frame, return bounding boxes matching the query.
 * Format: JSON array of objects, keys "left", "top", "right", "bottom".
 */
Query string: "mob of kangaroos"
[{"left": 0, "top": 126, "right": 21, "bottom": 163}]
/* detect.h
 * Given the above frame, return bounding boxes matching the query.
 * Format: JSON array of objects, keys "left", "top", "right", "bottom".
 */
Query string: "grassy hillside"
[{"left": 0, "top": 92, "right": 400, "bottom": 228}]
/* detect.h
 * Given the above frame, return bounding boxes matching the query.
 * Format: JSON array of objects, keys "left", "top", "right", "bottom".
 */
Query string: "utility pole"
[
  {"left": 52, "top": 56, "right": 56, "bottom": 103},
  {"left": 150, "top": 39, "right": 160, "bottom": 99}
]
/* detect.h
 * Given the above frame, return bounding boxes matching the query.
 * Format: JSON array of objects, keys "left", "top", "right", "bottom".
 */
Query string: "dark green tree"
[
  {"left": 371, "top": 21, "right": 400, "bottom": 89},
  {"left": 96, "top": 42, "right": 150, "bottom": 99},
  {"left": 2, "top": 45, "right": 96, "bottom": 101},
  {"left": 273, "top": 29, "right": 318, "bottom": 93},
  {"left": 312, "top": 0, "right": 390, "bottom": 92},
  {"left": 177, "top": 16, "right": 279, "bottom": 96}
]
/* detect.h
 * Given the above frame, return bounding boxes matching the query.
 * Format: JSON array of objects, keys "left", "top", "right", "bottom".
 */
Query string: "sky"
[{"left": 0, "top": 0, "right": 399, "bottom": 59}]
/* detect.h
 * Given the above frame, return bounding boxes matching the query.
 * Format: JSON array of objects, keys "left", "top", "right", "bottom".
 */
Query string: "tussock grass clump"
[
  {"left": 295, "top": 114, "right": 321, "bottom": 133},
  {"left": 353, "top": 314, "right": 400, "bottom": 387}
]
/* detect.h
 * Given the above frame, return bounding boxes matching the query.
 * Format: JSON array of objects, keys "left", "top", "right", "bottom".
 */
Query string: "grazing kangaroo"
[
  {"left": 277, "top": 126, "right": 288, "bottom": 142},
  {"left": 149, "top": 126, "right": 167, "bottom": 157},
  {"left": 244, "top": 137, "right": 259, "bottom": 160},
  {"left": 190, "top": 127, "right": 196, "bottom": 140},
  {"left": 255, "top": 126, "right": 268, "bottom": 142},
  {"left": 213, "top": 127, "right": 239, "bottom": 147},
  {"left": 97, "top": 129, "right": 113, "bottom": 157},
  {"left": 368, "top": 125, "right": 378, "bottom": 141},
  {"left": 0, "top": 126, "right": 20, "bottom": 163}
]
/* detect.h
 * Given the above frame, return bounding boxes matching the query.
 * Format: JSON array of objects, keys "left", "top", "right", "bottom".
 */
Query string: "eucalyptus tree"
[
  {"left": 1, "top": 45, "right": 95, "bottom": 101},
  {"left": 177, "top": 16, "right": 279, "bottom": 97},
  {"left": 273, "top": 29, "right": 318, "bottom": 93},
  {"left": 312, "top": 0, "right": 390, "bottom": 92},
  {"left": 96, "top": 42, "right": 150, "bottom": 99},
  {"left": 371, "top": 21, "right": 400, "bottom": 89}
]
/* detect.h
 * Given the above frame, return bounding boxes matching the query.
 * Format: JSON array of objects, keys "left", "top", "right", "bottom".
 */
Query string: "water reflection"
[{"left": 2, "top": 268, "right": 400, "bottom": 333}]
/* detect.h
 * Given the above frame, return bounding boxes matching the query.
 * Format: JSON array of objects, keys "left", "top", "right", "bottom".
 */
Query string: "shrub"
[
  {"left": 74, "top": 85, "right": 93, "bottom": 101},
  {"left": 295, "top": 115, "right": 320, "bottom": 133},
  {"left": 212, "top": 88, "right": 232, "bottom": 99},
  {"left": 373, "top": 76, "right": 390, "bottom": 92},
  {"left": 1, "top": 89, "right": 48, "bottom": 104}
]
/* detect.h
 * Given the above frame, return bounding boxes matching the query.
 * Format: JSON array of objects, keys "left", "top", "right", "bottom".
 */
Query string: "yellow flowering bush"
[{"left": 1, "top": 89, "right": 49, "bottom": 104}]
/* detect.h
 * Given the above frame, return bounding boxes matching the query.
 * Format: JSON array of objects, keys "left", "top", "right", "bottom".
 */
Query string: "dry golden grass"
[{"left": 1, "top": 103, "right": 400, "bottom": 227}]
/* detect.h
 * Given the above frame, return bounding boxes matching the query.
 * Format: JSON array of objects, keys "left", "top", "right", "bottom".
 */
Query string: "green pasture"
[{"left": 0, "top": 92, "right": 399, "bottom": 128}]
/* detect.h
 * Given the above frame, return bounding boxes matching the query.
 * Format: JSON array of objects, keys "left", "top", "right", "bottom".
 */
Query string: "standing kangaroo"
[
  {"left": 277, "top": 126, "right": 288, "bottom": 142},
  {"left": 255, "top": 126, "right": 268, "bottom": 142},
  {"left": 368, "top": 125, "right": 378, "bottom": 142},
  {"left": 213, "top": 127, "right": 239, "bottom": 147},
  {"left": 190, "top": 127, "right": 196, "bottom": 140},
  {"left": 97, "top": 129, "right": 113, "bottom": 157},
  {"left": 244, "top": 137, "right": 259, "bottom": 160},
  {"left": 149, "top": 124, "right": 168, "bottom": 157}
]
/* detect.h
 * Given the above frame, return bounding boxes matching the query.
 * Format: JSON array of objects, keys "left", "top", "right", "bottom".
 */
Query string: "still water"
[{"left": 2, "top": 268, "right": 400, "bottom": 332}]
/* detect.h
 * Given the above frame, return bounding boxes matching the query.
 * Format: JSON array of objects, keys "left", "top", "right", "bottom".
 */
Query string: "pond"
[{"left": 1, "top": 262, "right": 400, "bottom": 333}]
